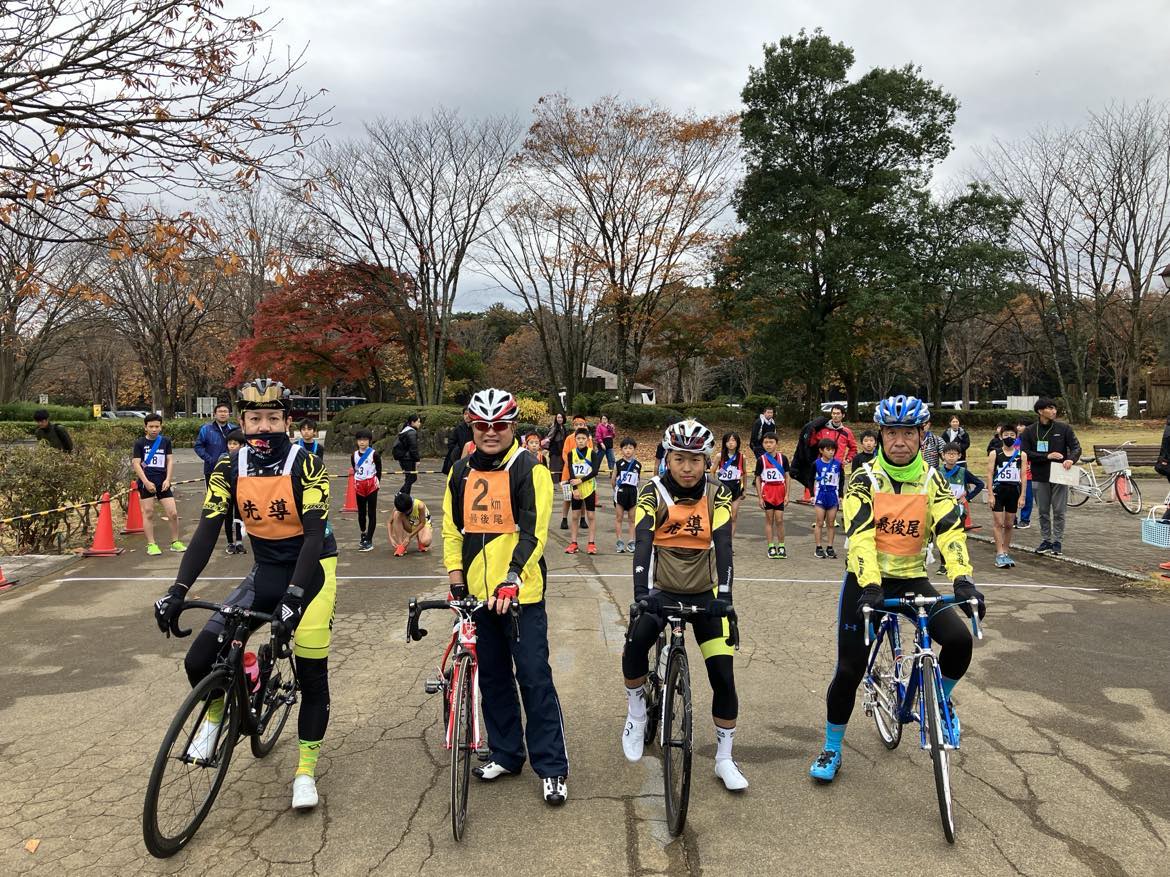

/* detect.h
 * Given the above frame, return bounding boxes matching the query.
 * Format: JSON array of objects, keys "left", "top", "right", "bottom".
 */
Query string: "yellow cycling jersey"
[{"left": 843, "top": 456, "right": 972, "bottom": 586}]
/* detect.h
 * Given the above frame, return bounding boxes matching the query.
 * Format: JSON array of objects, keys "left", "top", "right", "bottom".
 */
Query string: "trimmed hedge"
[
  {"left": 329, "top": 404, "right": 464, "bottom": 459},
  {"left": 939, "top": 409, "right": 1037, "bottom": 429},
  {"left": 0, "top": 418, "right": 204, "bottom": 448},
  {"left": 0, "top": 402, "right": 91, "bottom": 421},
  {"left": 600, "top": 403, "right": 683, "bottom": 429}
]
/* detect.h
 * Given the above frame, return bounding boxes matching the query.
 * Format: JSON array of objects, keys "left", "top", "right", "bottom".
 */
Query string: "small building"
[{"left": 584, "top": 365, "right": 656, "bottom": 405}]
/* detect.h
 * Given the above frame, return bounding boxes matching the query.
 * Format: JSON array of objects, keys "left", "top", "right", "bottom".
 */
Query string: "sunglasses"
[{"left": 471, "top": 420, "right": 514, "bottom": 433}]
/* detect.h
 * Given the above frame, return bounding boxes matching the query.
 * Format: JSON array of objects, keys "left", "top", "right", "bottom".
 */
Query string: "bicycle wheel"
[
  {"left": 661, "top": 647, "right": 692, "bottom": 837},
  {"left": 1114, "top": 475, "right": 1142, "bottom": 514},
  {"left": 143, "top": 669, "right": 241, "bottom": 858},
  {"left": 643, "top": 635, "right": 665, "bottom": 746},
  {"left": 865, "top": 621, "right": 902, "bottom": 750},
  {"left": 250, "top": 645, "right": 297, "bottom": 758},
  {"left": 922, "top": 654, "right": 956, "bottom": 844},
  {"left": 1067, "top": 469, "right": 1092, "bottom": 507},
  {"left": 450, "top": 653, "right": 474, "bottom": 842}
]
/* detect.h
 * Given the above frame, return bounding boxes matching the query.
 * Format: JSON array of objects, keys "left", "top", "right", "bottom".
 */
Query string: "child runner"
[
  {"left": 988, "top": 422, "right": 1026, "bottom": 568},
  {"left": 851, "top": 430, "right": 879, "bottom": 473},
  {"left": 296, "top": 419, "right": 325, "bottom": 463},
  {"left": 611, "top": 438, "right": 641, "bottom": 553},
  {"left": 352, "top": 428, "right": 381, "bottom": 552},
  {"left": 223, "top": 430, "right": 248, "bottom": 554},
  {"left": 939, "top": 442, "right": 984, "bottom": 574},
  {"left": 559, "top": 415, "right": 592, "bottom": 530},
  {"left": 714, "top": 432, "right": 746, "bottom": 537},
  {"left": 388, "top": 491, "right": 432, "bottom": 556},
  {"left": 754, "top": 431, "right": 790, "bottom": 558},
  {"left": 813, "top": 438, "right": 842, "bottom": 558},
  {"left": 525, "top": 433, "right": 548, "bottom": 466},
  {"left": 133, "top": 413, "right": 186, "bottom": 556},
  {"left": 619, "top": 418, "right": 747, "bottom": 791},
  {"left": 565, "top": 427, "right": 602, "bottom": 554},
  {"left": 1013, "top": 418, "right": 1034, "bottom": 529}
]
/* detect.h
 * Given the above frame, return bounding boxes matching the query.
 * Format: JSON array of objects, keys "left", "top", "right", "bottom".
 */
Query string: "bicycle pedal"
[{"left": 424, "top": 679, "right": 443, "bottom": 694}]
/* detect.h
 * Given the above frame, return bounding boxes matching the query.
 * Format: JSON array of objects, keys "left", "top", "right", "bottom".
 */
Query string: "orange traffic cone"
[
  {"left": 0, "top": 565, "right": 18, "bottom": 591},
  {"left": 342, "top": 468, "right": 358, "bottom": 513},
  {"left": 83, "top": 492, "right": 125, "bottom": 556},
  {"left": 122, "top": 481, "right": 145, "bottom": 535}
]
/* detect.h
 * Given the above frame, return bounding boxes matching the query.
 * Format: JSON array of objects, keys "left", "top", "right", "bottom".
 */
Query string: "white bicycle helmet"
[
  {"left": 662, "top": 419, "right": 716, "bottom": 456},
  {"left": 467, "top": 388, "right": 519, "bottom": 422}
]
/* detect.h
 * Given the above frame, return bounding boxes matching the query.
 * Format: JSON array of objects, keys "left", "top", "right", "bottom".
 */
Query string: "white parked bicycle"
[{"left": 1066, "top": 441, "right": 1142, "bottom": 515}]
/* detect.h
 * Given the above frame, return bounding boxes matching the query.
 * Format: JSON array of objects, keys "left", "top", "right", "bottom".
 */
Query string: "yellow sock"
[
  {"left": 206, "top": 696, "right": 225, "bottom": 724},
  {"left": 297, "top": 740, "right": 322, "bottom": 777}
]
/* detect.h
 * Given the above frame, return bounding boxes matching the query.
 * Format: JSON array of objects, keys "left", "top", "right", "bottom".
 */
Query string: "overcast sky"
[{"left": 252, "top": 0, "right": 1170, "bottom": 307}]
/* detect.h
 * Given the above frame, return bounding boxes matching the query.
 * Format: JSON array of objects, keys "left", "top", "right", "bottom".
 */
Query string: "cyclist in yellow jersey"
[
  {"left": 153, "top": 379, "right": 338, "bottom": 810},
  {"left": 810, "top": 395, "right": 985, "bottom": 783},
  {"left": 442, "top": 388, "right": 568, "bottom": 805}
]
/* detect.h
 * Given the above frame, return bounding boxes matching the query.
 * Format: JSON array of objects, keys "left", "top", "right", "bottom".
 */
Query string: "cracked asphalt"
[{"left": 2, "top": 451, "right": 1169, "bottom": 876}]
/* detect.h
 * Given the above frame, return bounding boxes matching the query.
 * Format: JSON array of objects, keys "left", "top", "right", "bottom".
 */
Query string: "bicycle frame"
[{"left": 437, "top": 608, "right": 483, "bottom": 753}]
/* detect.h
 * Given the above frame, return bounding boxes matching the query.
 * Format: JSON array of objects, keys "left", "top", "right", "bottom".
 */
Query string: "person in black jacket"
[
  {"left": 1019, "top": 397, "right": 1081, "bottom": 556},
  {"left": 394, "top": 414, "right": 422, "bottom": 494},
  {"left": 443, "top": 407, "right": 473, "bottom": 475},
  {"left": 749, "top": 406, "right": 776, "bottom": 458},
  {"left": 942, "top": 414, "right": 971, "bottom": 458},
  {"left": 33, "top": 409, "right": 73, "bottom": 453}
]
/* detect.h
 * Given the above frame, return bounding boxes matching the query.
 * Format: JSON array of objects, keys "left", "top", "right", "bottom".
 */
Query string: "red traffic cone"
[
  {"left": 122, "top": 481, "right": 145, "bottom": 534},
  {"left": 0, "top": 565, "right": 19, "bottom": 592},
  {"left": 342, "top": 468, "right": 358, "bottom": 513},
  {"left": 83, "top": 492, "right": 125, "bottom": 557}
]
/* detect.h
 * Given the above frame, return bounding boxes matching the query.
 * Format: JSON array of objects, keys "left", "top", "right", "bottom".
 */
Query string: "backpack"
[{"left": 392, "top": 430, "right": 408, "bottom": 461}]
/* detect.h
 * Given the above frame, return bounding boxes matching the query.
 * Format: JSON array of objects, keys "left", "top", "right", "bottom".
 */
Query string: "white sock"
[
  {"left": 626, "top": 685, "right": 647, "bottom": 721},
  {"left": 715, "top": 725, "right": 735, "bottom": 761}
]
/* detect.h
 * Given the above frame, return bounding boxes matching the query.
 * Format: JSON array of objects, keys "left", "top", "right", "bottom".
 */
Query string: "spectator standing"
[
  {"left": 811, "top": 404, "right": 858, "bottom": 466},
  {"left": 942, "top": 415, "right": 971, "bottom": 458},
  {"left": 133, "top": 414, "right": 185, "bottom": 556},
  {"left": 594, "top": 414, "right": 616, "bottom": 472},
  {"left": 1013, "top": 418, "right": 1034, "bottom": 529},
  {"left": 33, "top": 409, "right": 73, "bottom": 453},
  {"left": 443, "top": 407, "right": 473, "bottom": 475},
  {"left": 920, "top": 417, "right": 946, "bottom": 469},
  {"left": 392, "top": 413, "right": 422, "bottom": 494},
  {"left": 1019, "top": 397, "right": 1081, "bottom": 556},
  {"left": 749, "top": 406, "right": 776, "bottom": 458},
  {"left": 546, "top": 413, "right": 568, "bottom": 479},
  {"left": 195, "top": 402, "right": 238, "bottom": 550}
]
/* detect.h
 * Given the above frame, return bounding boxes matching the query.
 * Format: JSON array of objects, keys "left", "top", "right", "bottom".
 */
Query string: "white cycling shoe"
[
  {"left": 622, "top": 716, "right": 646, "bottom": 762},
  {"left": 292, "top": 774, "right": 319, "bottom": 810},
  {"left": 715, "top": 758, "right": 749, "bottom": 791},
  {"left": 473, "top": 761, "right": 519, "bottom": 782},
  {"left": 185, "top": 719, "right": 221, "bottom": 763},
  {"left": 542, "top": 776, "right": 567, "bottom": 805}
]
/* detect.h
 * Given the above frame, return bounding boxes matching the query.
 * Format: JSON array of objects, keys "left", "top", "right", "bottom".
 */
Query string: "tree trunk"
[
  {"left": 961, "top": 369, "right": 971, "bottom": 411},
  {"left": 318, "top": 385, "right": 328, "bottom": 422}
]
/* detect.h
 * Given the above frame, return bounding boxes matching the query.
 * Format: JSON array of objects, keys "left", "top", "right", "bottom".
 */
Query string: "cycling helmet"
[
  {"left": 237, "top": 378, "right": 290, "bottom": 412},
  {"left": 467, "top": 388, "right": 518, "bottom": 423},
  {"left": 662, "top": 419, "right": 716, "bottom": 456},
  {"left": 873, "top": 395, "right": 929, "bottom": 427}
]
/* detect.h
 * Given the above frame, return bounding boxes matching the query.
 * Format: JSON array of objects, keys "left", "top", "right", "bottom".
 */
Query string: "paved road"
[{"left": 2, "top": 453, "right": 1169, "bottom": 876}]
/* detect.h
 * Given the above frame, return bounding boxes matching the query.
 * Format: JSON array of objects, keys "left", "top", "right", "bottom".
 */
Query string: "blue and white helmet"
[{"left": 874, "top": 395, "right": 929, "bottom": 427}]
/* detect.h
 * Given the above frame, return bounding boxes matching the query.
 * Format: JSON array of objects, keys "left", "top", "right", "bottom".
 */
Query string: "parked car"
[{"left": 115, "top": 410, "right": 147, "bottom": 418}]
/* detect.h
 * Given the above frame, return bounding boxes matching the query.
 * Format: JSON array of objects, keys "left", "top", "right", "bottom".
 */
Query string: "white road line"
[{"left": 54, "top": 574, "right": 1102, "bottom": 591}]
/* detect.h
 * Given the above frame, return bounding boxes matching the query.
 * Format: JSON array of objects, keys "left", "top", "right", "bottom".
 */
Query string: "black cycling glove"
[
  {"left": 154, "top": 583, "right": 190, "bottom": 637},
  {"left": 953, "top": 576, "right": 986, "bottom": 620},
  {"left": 708, "top": 598, "right": 733, "bottom": 618},
  {"left": 856, "top": 585, "right": 884, "bottom": 621},
  {"left": 271, "top": 586, "right": 306, "bottom": 646}
]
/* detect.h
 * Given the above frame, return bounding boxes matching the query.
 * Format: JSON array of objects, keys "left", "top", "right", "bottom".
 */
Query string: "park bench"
[{"left": 1090, "top": 444, "right": 1162, "bottom": 468}]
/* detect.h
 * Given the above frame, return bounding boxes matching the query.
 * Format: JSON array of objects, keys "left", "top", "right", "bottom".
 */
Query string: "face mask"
[
  {"left": 1001, "top": 436, "right": 1016, "bottom": 447},
  {"left": 247, "top": 431, "right": 291, "bottom": 462}
]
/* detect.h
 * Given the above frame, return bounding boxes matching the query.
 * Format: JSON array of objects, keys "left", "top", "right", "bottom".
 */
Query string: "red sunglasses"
[{"left": 471, "top": 420, "right": 514, "bottom": 433}]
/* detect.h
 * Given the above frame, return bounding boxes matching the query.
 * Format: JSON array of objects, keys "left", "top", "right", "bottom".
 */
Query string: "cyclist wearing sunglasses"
[
  {"left": 441, "top": 387, "right": 569, "bottom": 805},
  {"left": 809, "top": 394, "right": 985, "bottom": 783},
  {"left": 621, "top": 418, "right": 747, "bottom": 791},
  {"left": 152, "top": 378, "right": 338, "bottom": 811}
]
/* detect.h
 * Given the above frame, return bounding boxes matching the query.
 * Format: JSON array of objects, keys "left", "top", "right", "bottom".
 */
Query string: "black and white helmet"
[
  {"left": 662, "top": 419, "right": 715, "bottom": 457},
  {"left": 467, "top": 388, "right": 519, "bottom": 423}
]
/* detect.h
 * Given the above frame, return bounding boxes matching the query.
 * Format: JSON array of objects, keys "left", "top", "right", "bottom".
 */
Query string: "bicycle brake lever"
[{"left": 862, "top": 606, "right": 873, "bottom": 647}]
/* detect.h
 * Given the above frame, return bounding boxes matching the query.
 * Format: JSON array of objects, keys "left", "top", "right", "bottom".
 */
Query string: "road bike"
[
  {"left": 861, "top": 594, "right": 982, "bottom": 844},
  {"left": 628, "top": 599, "right": 739, "bottom": 837},
  {"left": 406, "top": 595, "right": 519, "bottom": 842},
  {"left": 143, "top": 600, "right": 298, "bottom": 858},
  {"left": 1067, "top": 441, "right": 1142, "bottom": 514}
]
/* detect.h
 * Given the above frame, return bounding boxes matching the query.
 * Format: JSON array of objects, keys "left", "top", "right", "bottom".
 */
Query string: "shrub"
[
  {"left": 0, "top": 402, "right": 91, "bottom": 422},
  {"left": 741, "top": 394, "right": 780, "bottom": 413},
  {"left": 516, "top": 397, "right": 550, "bottom": 425},
  {"left": 600, "top": 403, "right": 683, "bottom": 430},
  {"left": 939, "top": 409, "right": 1036, "bottom": 430},
  {"left": 329, "top": 403, "right": 464, "bottom": 458},
  {"left": 0, "top": 445, "right": 130, "bottom": 553},
  {"left": 570, "top": 391, "right": 619, "bottom": 417},
  {"left": 0, "top": 418, "right": 204, "bottom": 449},
  {"left": 680, "top": 405, "right": 756, "bottom": 430}
]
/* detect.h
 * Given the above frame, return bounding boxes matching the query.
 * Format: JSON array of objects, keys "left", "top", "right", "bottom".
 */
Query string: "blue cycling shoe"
[
  {"left": 809, "top": 749, "right": 841, "bottom": 783},
  {"left": 943, "top": 701, "right": 961, "bottom": 747}
]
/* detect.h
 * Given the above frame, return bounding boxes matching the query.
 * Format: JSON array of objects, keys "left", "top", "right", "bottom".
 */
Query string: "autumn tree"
[
  {"left": 230, "top": 265, "right": 399, "bottom": 417},
  {"left": 644, "top": 287, "right": 738, "bottom": 404},
  {"left": 0, "top": 0, "right": 328, "bottom": 245},
  {"left": 518, "top": 94, "right": 739, "bottom": 401}
]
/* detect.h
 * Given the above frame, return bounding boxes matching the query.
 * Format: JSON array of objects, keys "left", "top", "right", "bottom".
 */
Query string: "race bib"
[
  {"left": 819, "top": 471, "right": 839, "bottom": 489},
  {"left": 144, "top": 450, "right": 166, "bottom": 469},
  {"left": 618, "top": 470, "right": 639, "bottom": 487},
  {"left": 561, "top": 482, "right": 573, "bottom": 501},
  {"left": 949, "top": 483, "right": 966, "bottom": 500},
  {"left": 463, "top": 470, "right": 516, "bottom": 534},
  {"left": 761, "top": 468, "right": 783, "bottom": 483},
  {"left": 996, "top": 464, "right": 1021, "bottom": 484},
  {"left": 719, "top": 466, "right": 742, "bottom": 481},
  {"left": 572, "top": 460, "right": 592, "bottom": 478}
]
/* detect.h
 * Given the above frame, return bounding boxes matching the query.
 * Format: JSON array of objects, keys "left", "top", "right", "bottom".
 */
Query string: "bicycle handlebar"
[
  {"left": 172, "top": 599, "right": 277, "bottom": 646},
  {"left": 862, "top": 594, "right": 982, "bottom": 647},
  {"left": 628, "top": 599, "right": 741, "bottom": 650},
  {"left": 405, "top": 596, "right": 520, "bottom": 644}
]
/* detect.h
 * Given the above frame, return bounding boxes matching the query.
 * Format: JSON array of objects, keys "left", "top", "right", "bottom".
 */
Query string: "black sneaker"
[
  {"left": 1015, "top": 520, "right": 1031, "bottom": 529},
  {"left": 1035, "top": 540, "right": 1052, "bottom": 555},
  {"left": 559, "top": 518, "right": 569, "bottom": 530},
  {"left": 767, "top": 545, "right": 778, "bottom": 559},
  {"left": 542, "top": 776, "right": 567, "bottom": 805},
  {"left": 1050, "top": 541, "right": 1062, "bottom": 556},
  {"left": 825, "top": 546, "right": 837, "bottom": 559},
  {"left": 776, "top": 545, "right": 787, "bottom": 559},
  {"left": 815, "top": 546, "right": 826, "bottom": 559}
]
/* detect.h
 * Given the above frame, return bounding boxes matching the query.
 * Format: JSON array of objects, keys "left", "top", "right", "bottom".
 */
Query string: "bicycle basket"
[
  {"left": 1141, "top": 507, "right": 1170, "bottom": 548},
  {"left": 1100, "top": 450, "right": 1129, "bottom": 474}
]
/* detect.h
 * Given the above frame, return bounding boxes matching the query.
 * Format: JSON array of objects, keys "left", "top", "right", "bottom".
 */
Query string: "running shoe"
[
  {"left": 615, "top": 540, "right": 625, "bottom": 553},
  {"left": 767, "top": 545, "right": 777, "bottom": 559},
  {"left": 815, "top": 546, "right": 826, "bottom": 559},
  {"left": 1050, "top": 542, "right": 1062, "bottom": 556},
  {"left": 1015, "top": 519, "right": 1031, "bottom": 529},
  {"left": 1158, "top": 561, "right": 1170, "bottom": 571},
  {"left": 1004, "top": 553, "right": 1016, "bottom": 568},
  {"left": 1035, "top": 540, "right": 1054, "bottom": 555},
  {"left": 776, "top": 545, "right": 787, "bottom": 559},
  {"left": 234, "top": 542, "right": 247, "bottom": 555},
  {"left": 995, "top": 553, "right": 1010, "bottom": 568},
  {"left": 565, "top": 541, "right": 579, "bottom": 554},
  {"left": 587, "top": 542, "right": 597, "bottom": 555},
  {"left": 146, "top": 543, "right": 162, "bottom": 556},
  {"left": 559, "top": 518, "right": 569, "bottom": 530},
  {"left": 170, "top": 540, "right": 186, "bottom": 553},
  {"left": 394, "top": 544, "right": 407, "bottom": 557},
  {"left": 825, "top": 546, "right": 837, "bottom": 559},
  {"left": 358, "top": 540, "right": 374, "bottom": 552},
  {"left": 809, "top": 749, "right": 841, "bottom": 783}
]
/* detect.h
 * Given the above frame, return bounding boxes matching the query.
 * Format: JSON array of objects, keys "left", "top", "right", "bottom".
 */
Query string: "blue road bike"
[{"left": 861, "top": 594, "right": 983, "bottom": 843}]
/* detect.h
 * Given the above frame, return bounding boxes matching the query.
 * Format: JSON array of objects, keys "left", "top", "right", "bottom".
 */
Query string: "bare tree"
[
  {"left": 298, "top": 110, "right": 519, "bottom": 404},
  {"left": 518, "top": 95, "right": 740, "bottom": 400},
  {"left": 0, "top": 0, "right": 328, "bottom": 245},
  {"left": 485, "top": 195, "right": 601, "bottom": 400}
]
